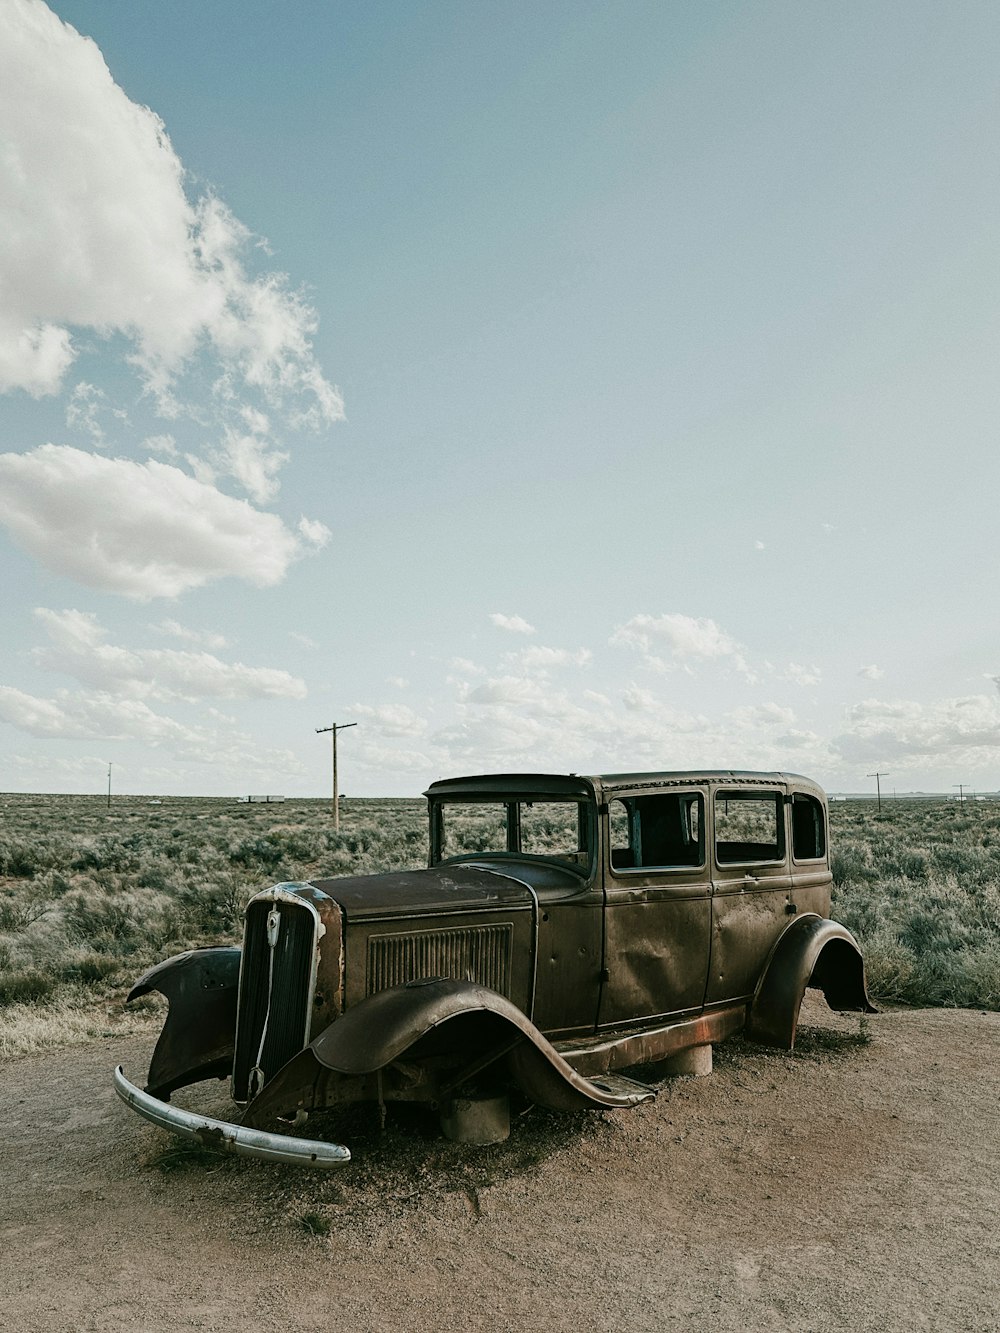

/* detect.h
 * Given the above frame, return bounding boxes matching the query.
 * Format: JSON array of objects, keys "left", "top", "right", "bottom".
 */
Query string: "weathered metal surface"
[
  {"left": 231, "top": 889, "right": 321, "bottom": 1102},
  {"left": 118, "top": 766, "right": 873, "bottom": 1164},
  {"left": 127, "top": 946, "right": 240, "bottom": 1098},
  {"left": 366, "top": 922, "right": 514, "bottom": 997},
  {"left": 114, "top": 1066, "right": 350, "bottom": 1169},
  {"left": 555, "top": 1004, "right": 745, "bottom": 1077},
  {"left": 312, "top": 864, "right": 535, "bottom": 922},
  {"left": 240, "top": 978, "right": 654, "bottom": 1128},
  {"left": 747, "top": 914, "right": 877, "bottom": 1049}
]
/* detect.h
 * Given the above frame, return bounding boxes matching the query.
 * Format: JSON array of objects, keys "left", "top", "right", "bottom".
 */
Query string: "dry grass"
[
  {"left": 0, "top": 989, "right": 162, "bottom": 1060},
  {"left": 0, "top": 791, "right": 998, "bottom": 1059}
]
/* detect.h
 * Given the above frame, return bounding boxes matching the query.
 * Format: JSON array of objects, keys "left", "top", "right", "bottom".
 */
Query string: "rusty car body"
[{"left": 116, "top": 769, "right": 874, "bottom": 1166}]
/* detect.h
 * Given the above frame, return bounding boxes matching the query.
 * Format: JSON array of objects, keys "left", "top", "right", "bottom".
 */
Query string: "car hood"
[{"left": 310, "top": 863, "right": 536, "bottom": 922}]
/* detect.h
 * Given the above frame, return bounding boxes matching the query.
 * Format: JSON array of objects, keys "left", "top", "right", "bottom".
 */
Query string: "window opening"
[
  {"left": 791, "top": 793, "right": 825, "bottom": 860},
  {"left": 609, "top": 793, "right": 704, "bottom": 870},
  {"left": 436, "top": 799, "right": 591, "bottom": 871},
  {"left": 715, "top": 791, "right": 783, "bottom": 864}
]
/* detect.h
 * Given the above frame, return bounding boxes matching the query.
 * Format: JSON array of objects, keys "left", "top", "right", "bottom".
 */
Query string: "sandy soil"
[{"left": 0, "top": 998, "right": 997, "bottom": 1333}]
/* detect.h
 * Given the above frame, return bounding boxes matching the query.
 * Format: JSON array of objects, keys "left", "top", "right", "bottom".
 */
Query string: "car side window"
[
  {"left": 609, "top": 793, "right": 704, "bottom": 871},
  {"left": 714, "top": 790, "right": 784, "bottom": 864},
  {"left": 791, "top": 792, "right": 826, "bottom": 861}
]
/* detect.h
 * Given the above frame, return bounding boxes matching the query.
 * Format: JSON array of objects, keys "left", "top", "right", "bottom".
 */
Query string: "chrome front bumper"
[{"left": 114, "top": 1066, "right": 351, "bottom": 1169}]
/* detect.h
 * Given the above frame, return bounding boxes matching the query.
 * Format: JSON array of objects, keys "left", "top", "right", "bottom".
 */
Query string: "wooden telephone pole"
[
  {"left": 867, "top": 770, "right": 888, "bottom": 813},
  {"left": 316, "top": 722, "right": 356, "bottom": 830}
]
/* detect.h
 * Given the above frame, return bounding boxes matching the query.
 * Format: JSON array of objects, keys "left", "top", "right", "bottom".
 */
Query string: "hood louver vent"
[{"left": 367, "top": 923, "right": 513, "bottom": 997}]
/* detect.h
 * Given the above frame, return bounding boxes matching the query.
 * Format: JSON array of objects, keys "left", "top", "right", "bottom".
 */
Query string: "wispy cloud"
[
  {"left": 151, "top": 619, "right": 227, "bottom": 651},
  {"left": 611, "top": 612, "right": 753, "bottom": 679},
  {"left": 781, "top": 662, "right": 822, "bottom": 687},
  {"left": 490, "top": 612, "right": 535, "bottom": 635},
  {"left": 351, "top": 702, "right": 427, "bottom": 738},
  {"left": 503, "top": 644, "right": 591, "bottom": 671},
  {"left": 33, "top": 608, "right": 306, "bottom": 701},
  {"left": 833, "top": 694, "right": 1000, "bottom": 769}
]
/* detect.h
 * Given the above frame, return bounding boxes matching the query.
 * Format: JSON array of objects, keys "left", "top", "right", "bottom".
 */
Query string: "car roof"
[{"left": 425, "top": 770, "right": 826, "bottom": 800}]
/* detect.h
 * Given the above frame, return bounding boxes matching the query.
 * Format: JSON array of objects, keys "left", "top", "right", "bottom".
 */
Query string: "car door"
[
  {"left": 597, "top": 787, "right": 712, "bottom": 1028},
  {"left": 705, "top": 783, "right": 793, "bottom": 1005}
]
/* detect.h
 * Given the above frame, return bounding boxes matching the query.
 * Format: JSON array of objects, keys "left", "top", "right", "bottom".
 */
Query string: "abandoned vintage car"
[{"left": 115, "top": 769, "right": 874, "bottom": 1166}]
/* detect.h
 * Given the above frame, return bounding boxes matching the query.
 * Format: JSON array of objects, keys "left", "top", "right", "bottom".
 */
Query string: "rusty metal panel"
[
  {"left": 531, "top": 892, "right": 603, "bottom": 1037},
  {"left": 127, "top": 946, "right": 240, "bottom": 1099},
  {"left": 343, "top": 908, "right": 533, "bottom": 1013},
  {"left": 599, "top": 892, "right": 712, "bottom": 1026},
  {"left": 366, "top": 922, "right": 513, "bottom": 997}
]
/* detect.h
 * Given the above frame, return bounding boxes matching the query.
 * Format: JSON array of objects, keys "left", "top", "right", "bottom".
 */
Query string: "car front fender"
[
  {"left": 242, "top": 977, "right": 654, "bottom": 1126},
  {"left": 747, "top": 915, "right": 876, "bottom": 1050},
  {"left": 127, "top": 946, "right": 241, "bottom": 1098}
]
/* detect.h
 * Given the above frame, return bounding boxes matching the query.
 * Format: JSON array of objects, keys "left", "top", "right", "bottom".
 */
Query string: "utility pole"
[
  {"left": 107, "top": 762, "right": 112, "bottom": 810},
  {"left": 867, "top": 770, "right": 888, "bottom": 813},
  {"left": 316, "top": 722, "right": 357, "bottom": 830},
  {"left": 953, "top": 784, "right": 966, "bottom": 804}
]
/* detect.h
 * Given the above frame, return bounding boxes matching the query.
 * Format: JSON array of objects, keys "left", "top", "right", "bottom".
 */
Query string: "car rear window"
[{"left": 714, "top": 790, "right": 784, "bottom": 864}]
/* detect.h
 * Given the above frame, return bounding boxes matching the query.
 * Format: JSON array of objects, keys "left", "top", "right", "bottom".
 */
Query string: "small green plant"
[
  {"left": 297, "top": 1210, "right": 331, "bottom": 1236},
  {"left": 147, "top": 1135, "right": 230, "bottom": 1173}
]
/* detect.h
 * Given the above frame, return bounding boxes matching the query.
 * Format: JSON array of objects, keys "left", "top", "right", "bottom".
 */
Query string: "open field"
[
  {"left": 1, "top": 794, "right": 998, "bottom": 1330},
  {"left": 0, "top": 793, "right": 998, "bottom": 1057}
]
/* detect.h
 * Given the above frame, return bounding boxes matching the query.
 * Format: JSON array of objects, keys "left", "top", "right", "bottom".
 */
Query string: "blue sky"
[{"left": 0, "top": 0, "right": 998, "bottom": 796}]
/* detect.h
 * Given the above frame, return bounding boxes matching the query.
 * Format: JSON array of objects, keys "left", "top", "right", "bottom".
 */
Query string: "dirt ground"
[{"left": 1, "top": 998, "right": 997, "bottom": 1333}]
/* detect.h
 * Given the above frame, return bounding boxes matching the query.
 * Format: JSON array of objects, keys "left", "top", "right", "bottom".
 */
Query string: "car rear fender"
[
  {"left": 747, "top": 915, "right": 876, "bottom": 1050},
  {"left": 127, "top": 946, "right": 241, "bottom": 1098},
  {"left": 242, "top": 977, "right": 654, "bottom": 1126}
]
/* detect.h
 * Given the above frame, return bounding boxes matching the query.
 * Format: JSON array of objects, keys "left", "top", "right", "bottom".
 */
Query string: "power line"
[
  {"left": 315, "top": 722, "right": 357, "bottom": 831},
  {"left": 867, "top": 770, "right": 888, "bottom": 813}
]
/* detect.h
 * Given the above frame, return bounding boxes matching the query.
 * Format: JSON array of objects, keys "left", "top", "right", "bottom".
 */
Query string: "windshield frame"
[{"left": 428, "top": 792, "right": 597, "bottom": 877}]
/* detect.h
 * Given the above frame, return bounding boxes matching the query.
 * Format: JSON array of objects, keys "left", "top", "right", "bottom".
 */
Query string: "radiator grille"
[
  {"left": 232, "top": 897, "right": 317, "bottom": 1102},
  {"left": 367, "top": 923, "right": 513, "bottom": 997}
]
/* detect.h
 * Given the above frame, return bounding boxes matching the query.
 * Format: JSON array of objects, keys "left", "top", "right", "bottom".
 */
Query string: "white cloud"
[
  {"left": 141, "top": 434, "right": 178, "bottom": 457},
  {"left": 352, "top": 702, "right": 427, "bottom": 738},
  {"left": 448, "top": 657, "right": 485, "bottom": 676},
  {"left": 0, "top": 683, "right": 203, "bottom": 744},
  {"left": 0, "top": 445, "right": 307, "bottom": 597},
  {"left": 833, "top": 694, "right": 1000, "bottom": 769},
  {"left": 216, "top": 424, "right": 288, "bottom": 504},
  {"left": 65, "top": 381, "right": 126, "bottom": 446},
  {"left": 781, "top": 662, "right": 822, "bottom": 687},
  {"left": 0, "top": 0, "right": 341, "bottom": 425},
  {"left": 503, "top": 645, "right": 591, "bottom": 671},
  {"left": 754, "top": 539, "right": 765, "bottom": 551},
  {"left": 151, "top": 619, "right": 227, "bottom": 651},
  {"left": 290, "top": 631, "right": 318, "bottom": 650},
  {"left": 490, "top": 612, "right": 535, "bottom": 635},
  {"left": 859, "top": 664, "right": 885, "bottom": 680},
  {"left": 0, "top": 680, "right": 307, "bottom": 781},
  {"left": 468, "top": 675, "right": 554, "bottom": 707},
  {"left": 297, "top": 515, "right": 332, "bottom": 548},
  {"left": 611, "top": 613, "right": 752, "bottom": 678},
  {"left": 33, "top": 607, "right": 306, "bottom": 701},
  {"left": 622, "top": 684, "right": 656, "bottom": 712}
]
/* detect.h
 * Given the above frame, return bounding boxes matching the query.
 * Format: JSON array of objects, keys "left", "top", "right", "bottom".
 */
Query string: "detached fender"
[
  {"left": 242, "top": 978, "right": 654, "bottom": 1126},
  {"left": 747, "top": 915, "right": 876, "bottom": 1050},
  {"left": 127, "top": 946, "right": 241, "bottom": 1098}
]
